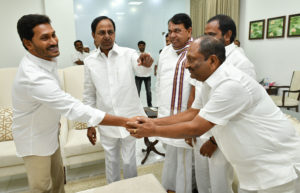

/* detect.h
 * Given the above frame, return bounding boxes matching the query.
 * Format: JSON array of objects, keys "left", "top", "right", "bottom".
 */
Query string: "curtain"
[{"left": 190, "top": 0, "right": 240, "bottom": 39}]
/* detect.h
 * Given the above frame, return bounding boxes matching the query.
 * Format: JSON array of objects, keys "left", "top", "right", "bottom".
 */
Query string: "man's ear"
[
  {"left": 209, "top": 55, "right": 220, "bottom": 71},
  {"left": 23, "top": 39, "right": 33, "bottom": 50},
  {"left": 224, "top": 30, "right": 232, "bottom": 45}
]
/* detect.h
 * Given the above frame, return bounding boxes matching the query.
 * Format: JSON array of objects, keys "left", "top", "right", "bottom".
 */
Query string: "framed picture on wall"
[
  {"left": 266, "top": 16, "right": 286, "bottom": 38},
  {"left": 287, "top": 13, "right": 300, "bottom": 37},
  {"left": 249, "top": 19, "right": 265, "bottom": 40}
]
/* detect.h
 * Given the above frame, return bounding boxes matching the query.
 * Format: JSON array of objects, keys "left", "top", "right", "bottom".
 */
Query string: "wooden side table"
[{"left": 141, "top": 107, "right": 165, "bottom": 164}]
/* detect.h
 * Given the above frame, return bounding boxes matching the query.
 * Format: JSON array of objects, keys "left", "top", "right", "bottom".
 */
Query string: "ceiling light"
[
  {"left": 130, "top": 7, "right": 137, "bottom": 12},
  {"left": 76, "top": 4, "right": 82, "bottom": 10},
  {"left": 128, "top": 1, "right": 143, "bottom": 5}
]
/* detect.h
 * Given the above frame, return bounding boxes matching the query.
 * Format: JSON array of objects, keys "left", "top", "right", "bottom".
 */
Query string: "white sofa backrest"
[
  {"left": 63, "top": 65, "right": 85, "bottom": 129},
  {"left": 0, "top": 68, "right": 17, "bottom": 107}
]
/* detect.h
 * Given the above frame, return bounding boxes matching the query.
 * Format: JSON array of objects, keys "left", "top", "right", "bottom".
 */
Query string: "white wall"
[
  {"left": 0, "top": 0, "right": 76, "bottom": 69},
  {"left": 0, "top": 0, "right": 44, "bottom": 68},
  {"left": 44, "top": 0, "right": 76, "bottom": 68},
  {"left": 239, "top": 0, "right": 300, "bottom": 85}
]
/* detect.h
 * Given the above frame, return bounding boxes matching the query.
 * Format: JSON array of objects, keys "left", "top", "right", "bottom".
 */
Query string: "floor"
[{"left": 0, "top": 137, "right": 165, "bottom": 193}]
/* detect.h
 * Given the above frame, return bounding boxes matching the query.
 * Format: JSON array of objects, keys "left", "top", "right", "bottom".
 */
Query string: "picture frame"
[
  {"left": 267, "top": 16, "right": 286, "bottom": 38},
  {"left": 287, "top": 13, "right": 300, "bottom": 37},
  {"left": 249, "top": 19, "right": 265, "bottom": 40}
]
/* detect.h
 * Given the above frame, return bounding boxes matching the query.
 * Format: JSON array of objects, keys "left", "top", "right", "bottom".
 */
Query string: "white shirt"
[
  {"left": 156, "top": 44, "right": 192, "bottom": 148},
  {"left": 83, "top": 44, "right": 146, "bottom": 138},
  {"left": 71, "top": 50, "right": 89, "bottom": 64},
  {"left": 192, "top": 42, "right": 257, "bottom": 139},
  {"left": 225, "top": 42, "right": 256, "bottom": 80},
  {"left": 12, "top": 52, "right": 105, "bottom": 157},
  {"left": 195, "top": 64, "right": 300, "bottom": 190},
  {"left": 134, "top": 51, "right": 152, "bottom": 77}
]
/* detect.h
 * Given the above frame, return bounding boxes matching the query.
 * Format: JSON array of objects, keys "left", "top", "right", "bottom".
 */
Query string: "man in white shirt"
[
  {"left": 84, "top": 16, "right": 153, "bottom": 184},
  {"left": 135, "top": 40, "right": 153, "bottom": 107},
  {"left": 127, "top": 36, "right": 300, "bottom": 193},
  {"left": 156, "top": 13, "right": 195, "bottom": 193},
  {"left": 71, "top": 40, "right": 89, "bottom": 65},
  {"left": 192, "top": 14, "right": 257, "bottom": 193},
  {"left": 14, "top": 14, "right": 135, "bottom": 193}
]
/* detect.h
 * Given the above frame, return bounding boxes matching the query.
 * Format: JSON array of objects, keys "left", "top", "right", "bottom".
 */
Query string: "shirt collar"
[
  {"left": 98, "top": 43, "right": 120, "bottom": 57},
  {"left": 204, "top": 64, "right": 227, "bottom": 89},
  {"left": 225, "top": 42, "right": 237, "bottom": 57},
  {"left": 26, "top": 51, "right": 57, "bottom": 72}
]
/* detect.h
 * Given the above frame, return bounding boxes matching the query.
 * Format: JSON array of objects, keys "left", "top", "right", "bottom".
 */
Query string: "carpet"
[{"left": 64, "top": 161, "right": 164, "bottom": 193}]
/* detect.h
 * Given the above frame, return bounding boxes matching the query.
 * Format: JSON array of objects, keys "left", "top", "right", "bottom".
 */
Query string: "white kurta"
[
  {"left": 71, "top": 50, "right": 89, "bottom": 64},
  {"left": 12, "top": 52, "right": 105, "bottom": 157},
  {"left": 197, "top": 64, "right": 300, "bottom": 191},
  {"left": 156, "top": 43, "right": 193, "bottom": 193},
  {"left": 83, "top": 44, "right": 146, "bottom": 139},
  {"left": 156, "top": 44, "right": 192, "bottom": 149}
]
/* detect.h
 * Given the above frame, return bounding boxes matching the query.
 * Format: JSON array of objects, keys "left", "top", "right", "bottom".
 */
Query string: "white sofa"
[{"left": 0, "top": 66, "right": 105, "bottom": 179}]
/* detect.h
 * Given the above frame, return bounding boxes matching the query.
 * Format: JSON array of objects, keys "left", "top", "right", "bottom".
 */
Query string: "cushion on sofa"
[
  {"left": 0, "top": 140, "right": 24, "bottom": 167},
  {"left": 64, "top": 129, "right": 103, "bottom": 157},
  {"left": 0, "top": 106, "right": 13, "bottom": 142},
  {"left": 74, "top": 121, "right": 88, "bottom": 130}
]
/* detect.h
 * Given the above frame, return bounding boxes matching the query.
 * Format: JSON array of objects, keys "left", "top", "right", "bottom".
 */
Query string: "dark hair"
[
  {"left": 74, "top": 40, "right": 83, "bottom": 47},
  {"left": 165, "top": 33, "right": 169, "bottom": 38},
  {"left": 198, "top": 35, "right": 226, "bottom": 64},
  {"left": 138, "top": 41, "right": 145, "bottom": 46},
  {"left": 17, "top": 14, "right": 51, "bottom": 50},
  {"left": 168, "top": 13, "right": 192, "bottom": 29},
  {"left": 207, "top": 14, "right": 236, "bottom": 43},
  {"left": 91, "top": 16, "right": 116, "bottom": 34}
]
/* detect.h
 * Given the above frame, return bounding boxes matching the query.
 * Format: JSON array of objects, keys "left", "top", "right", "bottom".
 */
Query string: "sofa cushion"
[
  {"left": 271, "top": 95, "right": 299, "bottom": 106},
  {"left": 0, "top": 106, "right": 13, "bottom": 142},
  {"left": 74, "top": 121, "right": 87, "bottom": 130},
  {"left": 64, "top": 128, "right": 103, "bottom": 157},
  {"left": 0, "top": 140, "right": 24, "bottom": 167}
]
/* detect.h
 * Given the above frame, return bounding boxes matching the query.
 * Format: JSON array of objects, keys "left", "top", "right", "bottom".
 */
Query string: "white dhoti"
[
  {"left": 100, "top": 134, "right": 137, "bottom": 184},
  {"left": 194, "top": 137, "right": 234, "bottom": 193},
  {"left": 162, "top": 144, "right": 193, "bottom": 193}
]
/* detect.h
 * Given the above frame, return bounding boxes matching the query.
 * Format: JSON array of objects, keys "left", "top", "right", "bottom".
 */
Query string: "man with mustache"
[
  {"left": 127, "top": 35, "right": 300, "bottom": 193},
  {"left": 84, "top": 16, "right": 153, "bottom": 184},
  {"left": 72, "top": 40, "right": 89, "bottom": 65},
  {"left": 13, "top": 14, "right": 135, "bottom": 193},
  {"left": 155, "top": 13, "right": 195, "bottom": 193},
  {"left": 192, "top": 14, "right": 257, "bottom": 193}
]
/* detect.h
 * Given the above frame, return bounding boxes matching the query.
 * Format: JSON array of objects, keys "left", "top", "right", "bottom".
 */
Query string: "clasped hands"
[{"left": 126, "top": 116, "right": 156, "bottom": 138}]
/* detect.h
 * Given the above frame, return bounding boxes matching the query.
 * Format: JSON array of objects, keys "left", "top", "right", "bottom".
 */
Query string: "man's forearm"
[
  {"left": 154, "top": 115, "right": 212, "bottom": 138},
  {"left": 99, "top": 114, "right": 128, "bottom": 127},
  {"left": 153, "top": 108, "right": 199, "bottom": 126}
]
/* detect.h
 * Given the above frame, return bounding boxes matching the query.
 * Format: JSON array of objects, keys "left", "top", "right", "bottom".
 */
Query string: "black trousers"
[{"left": 135, "top": 76, "right": 152, "bottom": 107}]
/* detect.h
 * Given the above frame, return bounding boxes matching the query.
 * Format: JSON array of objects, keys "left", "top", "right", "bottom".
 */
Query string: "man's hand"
[
  {"left": 199, "top": 139, "right": 217, "bottom": 158},
  {"left": 126, "top": 116, "right": 156, "bottom": 138},
  {"left": 87, "top": 127, "right": 97, "bottom": 145},
  {"left": 138, "top": 53, "right": 153, "bottom": 67},
  {"left": 185, "top": 137, "right": 197, "bottom": 147}
]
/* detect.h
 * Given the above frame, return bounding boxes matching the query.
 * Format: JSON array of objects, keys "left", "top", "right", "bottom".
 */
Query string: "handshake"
[{"left": 87, "top": 116, "right": 157, "bottom": 145}]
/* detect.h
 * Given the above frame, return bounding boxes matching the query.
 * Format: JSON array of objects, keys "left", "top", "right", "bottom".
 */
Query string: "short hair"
[
  {"left": 207, "top": 14, "right": 236, "bottom": 43},
  {"left": 17, "top": 14, "right": 51, "bottom": 50},
  {"left": 74, "top": 40, "right": 82, "bottom": 47},
  {"left": 138, "top": 41, "right": 145, "bottom": 46},
  {"left": 165, "top": 33, "right": 169, "bottom": 38},
  {"left": 91, "top": 16, "right": 116, "bottom": 34},
  {"left": 197, "top": 35, "right": 226, "bottom": 64},
  {"left": 168, "top": 13, "right": 192, "bottom": 30}
]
